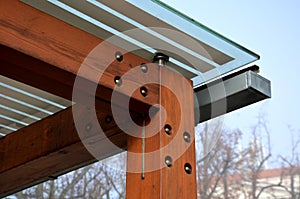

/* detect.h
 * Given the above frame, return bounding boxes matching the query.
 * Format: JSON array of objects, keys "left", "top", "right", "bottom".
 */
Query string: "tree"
[
  {"left": 196, "top": 119, "right": 243, "bottom": 199},
  {"left": 278, "top": 128, "right": 300, "bottom": 199},
  {"left": 239, "top": 116, "right": 272, "bottom": 199},
  {"left": 6, "top": 153, "right": 126, "bottom": 199},
  {"left": 195, "top": 115, "right": 299, "bottom": 199}
]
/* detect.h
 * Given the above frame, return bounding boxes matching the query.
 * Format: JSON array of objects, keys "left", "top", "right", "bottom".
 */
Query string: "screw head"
[
  {"left": 164, "top": 124, "right": 172, "bottom": 135},
  {"left": 105, "top": 115, "right": 113, "bottom": 124},
  {"left": 184, "top": 163, "right": 192, "bottom": 174},
  {"left": 115, "top": 51, "right": 123, "bottom": 62},
  {"left": 140, "top": 87, "right": 148, "bottom": 97},
  {"left": 165, "top": 156, "right": 173, "bottom": 167},
  {"left": 140, "top": 63, "right": 148, "bottom": 73},
  {"left": 114, "top": 76, "right": 122, "bottom": 86},
  {"left": 85, "top": 123, "right": 92, "bottom": 132},
  {"left": 183, "top": 132, "right": 191, "bottom": 143}
]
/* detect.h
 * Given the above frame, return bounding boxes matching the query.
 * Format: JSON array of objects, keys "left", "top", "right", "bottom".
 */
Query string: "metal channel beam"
[{"left": 195, "top": 68, "right": 271, "bottom": 123}]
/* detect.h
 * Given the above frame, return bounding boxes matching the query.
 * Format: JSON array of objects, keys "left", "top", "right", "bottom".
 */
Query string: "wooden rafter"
[
  {"left": 0, "top": 0, "right": 159, "bottom": 108},
  {"left": 0, "top": 103, "right": 127, "bottom": 197}
]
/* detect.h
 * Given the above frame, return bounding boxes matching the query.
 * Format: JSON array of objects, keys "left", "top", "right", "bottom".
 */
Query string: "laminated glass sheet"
[
  {"left": 0, "top": 75, "right": 72, "bottom": 136},
  {"left": 21, "top": 0, "right": 259, "bottom": 87}
]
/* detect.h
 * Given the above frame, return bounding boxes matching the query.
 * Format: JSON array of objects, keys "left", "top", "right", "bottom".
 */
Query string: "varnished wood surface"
[
  {"left": 0, "top": 103, "right": 127, "bottom": 197},
  {"left": 0, "top": 0, "right": 159, "bottom": 108},
  {"left": 126, "top": 67, "right": 197, "bottom": 199}
]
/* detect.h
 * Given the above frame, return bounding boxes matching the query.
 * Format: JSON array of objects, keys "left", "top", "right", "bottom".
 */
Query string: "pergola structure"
[{"left": 0, "top": 0, "right": 271, "bottom": 198}]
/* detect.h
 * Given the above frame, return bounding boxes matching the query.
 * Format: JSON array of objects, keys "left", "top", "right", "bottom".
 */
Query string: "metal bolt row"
[
  {"left": 114, "top": 52, "right": 192, "bottom": 174},
  {"left": 114, "top": 53, "right": 149, "bottom": 98},
  {"left": 163, "top": 126, "right": 192, "bottom": 174}
]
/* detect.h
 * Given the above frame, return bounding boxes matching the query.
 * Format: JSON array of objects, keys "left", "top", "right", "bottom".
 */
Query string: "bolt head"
[
  {"left": 85, "top": 123, "right": 92, "bottom": 132},
  {"left": 115, "top": 52, "right": 123, "bottom": 62},
  {"left": 105, "top": 116, "right": 112, "bottom": 124},
  {"left": 184, "top": 163, "right": 192, "bottom": 174},
  {"left": 153, "top": 52, "right": 169, "bottom": 63},
  {"left": 140, "top": 87, "right": 148, "bottom": 97},
  {"left": 183, "top": 132, "right": 191, "bottom": 143},
  {"left": 140, "top": 63, "right": 148, "bottom": 73},
  {"left": 164, "top": 124, "right": 172, "bottom": 135},
  {"left": 165, "top": 156, "right": 173, "bottom": 167},
  {"left": 114, "top": 76, "right": 122, "bottom": 86}
]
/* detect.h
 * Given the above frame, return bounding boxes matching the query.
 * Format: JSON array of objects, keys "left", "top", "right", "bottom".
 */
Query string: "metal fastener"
[
  {"left": 140, "top": 63, "right": 148, "bottom": 73},
  {"left": 140, "top": 87, "right": 148, "bottom": 97},
  {"left": 115, "top": 51, "right": 123, "bottom": 62},
  {"left": 183, "top": 132, "right": 191, "bottom": 143},
  {"left": 105, "top": 115, "right": 113, "bottom": 124},
  {"left": 153, "top": 52, "right": 169, "bottom": 67},
  {"left": 85, "top": 123, "right": 92, "bottom": 132},
  {"left": 165, "top": 156, "right": 173, "bottom": 167},
  {"left": 164, "top": 124, "right": 172, "bottom": 135},
  {"left": 114, "top": 76, "right": 122, "bottom": 86},
  {"left": 184, "top": 163, "right": 192, "bottom": 174}
]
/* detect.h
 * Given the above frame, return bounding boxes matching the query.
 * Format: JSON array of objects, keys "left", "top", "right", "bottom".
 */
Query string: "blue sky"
[{"left": 161, "top": 0, "right": 300, "bottom": 162}]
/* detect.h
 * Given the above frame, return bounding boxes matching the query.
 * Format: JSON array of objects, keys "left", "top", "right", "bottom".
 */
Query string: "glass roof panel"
[
  {"left": 0, "top": 75, "right": 72, "bottom": 137},
  {"left": 21, "top": 0, "right": 259, "bottom": 87}
]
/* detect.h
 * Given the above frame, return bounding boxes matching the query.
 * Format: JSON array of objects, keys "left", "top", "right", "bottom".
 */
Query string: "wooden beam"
[
  {"left": 126, "top": 66, "right": 197, "bottom": 198},
  {"left": 0, "top": 44, "right": 76, "bottom": 101},
  {"left": 0, "top": 44, "right": 159, "bottom": 115},
  {"left": 0, "top": 102, "right": 128, "bottom": 198},
  {"left": 0, "top": 41, "right": 159, "bottom": 197},
  {"left": 0, "top": 0, "right": 159, "bottom": 109}
]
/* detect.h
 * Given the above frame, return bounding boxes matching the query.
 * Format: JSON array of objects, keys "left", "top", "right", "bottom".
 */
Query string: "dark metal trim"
[{"left": 194, "top": 67, "right": 271, "bottom": 123}]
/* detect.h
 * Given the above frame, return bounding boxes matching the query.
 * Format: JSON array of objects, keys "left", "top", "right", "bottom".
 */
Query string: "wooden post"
[{"left": 126, "top": 66, "right": 197, "bottom": 199}]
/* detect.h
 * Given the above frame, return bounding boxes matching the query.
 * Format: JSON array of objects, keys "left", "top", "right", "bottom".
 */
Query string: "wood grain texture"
[
  {"left": 0, "top": 1, "right": 197, "bottom": 198},
  {"left": 0, "top": 0, "right": 159, "bottom": 108},
  {"left": 0, "top": 102, "right": 127, "bottom": 198},
  {"left": 126, "top": 67, "right": 197, "bottom": 199}
]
